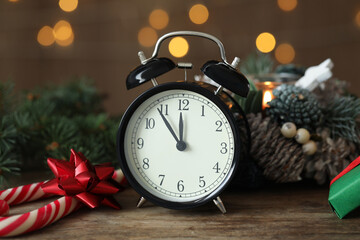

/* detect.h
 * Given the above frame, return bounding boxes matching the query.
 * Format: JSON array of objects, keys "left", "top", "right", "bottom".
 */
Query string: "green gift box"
[{"left": 329, "top": 158, "right": 360, "bottom": 219}]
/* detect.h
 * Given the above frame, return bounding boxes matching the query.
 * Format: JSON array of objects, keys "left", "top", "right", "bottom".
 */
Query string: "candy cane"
[
  {"left": 0, "top": 181, "right": 51, "bottom": 207},
  {"left": 0, "top": 196, "right": 81, "bottom": 237},
  {"left": 0, "top": 200, "right": 9, "bottom": 216},
  {"left": 0, "top": 169, "right": 125, "bottom": 237}
]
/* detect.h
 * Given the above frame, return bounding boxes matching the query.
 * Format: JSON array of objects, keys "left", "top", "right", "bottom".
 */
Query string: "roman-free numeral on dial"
[
  {"left": 178, "top": 99, "right": 189, "bottom": 111},
  {"left": 159, "top": 104, "right": 168, "bottom": 115},
  {"left": 215, "top": 120, "right": 223, "bottom": 132},
  {"left": 142, "top": 158, "right": 150, "bottom": 169},
  {"left": 158, "top": 174, "right": 165, "bottom": 186},
  {"left": 199, "top": 176, "right": 206, "bottom": 188},
  {"left": 137, "top": 138, "right": 144, "bottom": 149},
  {"left": 145, "top": 118, "right": 155, "bottom": 129},
  {"left": 177, "top": 180, "right": 184, "bottom": 192},
  {"left": 213, "top": 162, "right": 220, "bottom": 173},
  {"left": 220, "top": 142, "right": 228, "bottom": 154}
]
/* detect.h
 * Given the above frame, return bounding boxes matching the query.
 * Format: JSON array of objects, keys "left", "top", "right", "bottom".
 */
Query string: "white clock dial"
[{"left": 124, "top": 89, "right": 235, "bottom": 202}]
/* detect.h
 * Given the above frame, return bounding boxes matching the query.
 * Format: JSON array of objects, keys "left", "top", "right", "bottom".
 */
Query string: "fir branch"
[
  {"left": 323, "top": 97, "right": 360, "bottom": 143},
  {"left": 240, "top": 52, "right": 274, "bottom": 76},
  {"left": 0, "top": 115, "right": 17, "bottom": 151},
  {"left": 0, "top": 81, "right": 15, "bottom": 115},
  {"left": 0, "top": 139, "right": 20, "bottom": 188},
  {"left": 0, "top": 78, "right": 118, "bottom": 178},
  {"left": 40, "top": 78, "right": 103, "bottom": 116}
]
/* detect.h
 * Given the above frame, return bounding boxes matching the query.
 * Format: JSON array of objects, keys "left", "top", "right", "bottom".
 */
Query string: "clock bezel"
[{"left": 117, "top": 82, "right": 242, "bottom": 210}]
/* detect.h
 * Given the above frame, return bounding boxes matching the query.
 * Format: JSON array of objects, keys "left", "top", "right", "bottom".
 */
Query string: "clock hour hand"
[
  {"left": 177, "top": 112, "right": 187, "bottom": 151},
  {"left": 157, "top": 108, "right": 180, "bottom": 143}
]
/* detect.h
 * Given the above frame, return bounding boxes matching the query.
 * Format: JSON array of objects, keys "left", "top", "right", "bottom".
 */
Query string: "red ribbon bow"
[{"left": 41, "top": 149, "right": 121, "bottom": 209}]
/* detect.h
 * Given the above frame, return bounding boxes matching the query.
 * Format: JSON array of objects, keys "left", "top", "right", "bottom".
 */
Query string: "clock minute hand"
[{"left": 157, "top": 108, "right": 180, "bottom": 143}]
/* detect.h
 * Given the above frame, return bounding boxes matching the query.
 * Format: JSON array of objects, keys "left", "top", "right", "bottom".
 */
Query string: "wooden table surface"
[{"left": 7, "top": 180, "right": 360, "bottom": 240}]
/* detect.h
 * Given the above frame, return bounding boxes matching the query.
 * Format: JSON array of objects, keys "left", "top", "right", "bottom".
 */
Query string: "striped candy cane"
[
  {"left": 0, "top": 169, "right": 125, "bottom": 237},
  {"left": 0, "top": 200, "right": 9, "bottom": 216},
  {"left": 0, "top": 196, "right": 81, "bottom": 237},
  {"left": 0, "top": 181, "right": 51, "bottom": 207}
]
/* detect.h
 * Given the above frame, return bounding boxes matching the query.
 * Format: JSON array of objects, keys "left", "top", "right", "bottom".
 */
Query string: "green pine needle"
[
  {"left": 323, "top": 96, "right": 360, "bottom": 143},
  {"left": 240, "top": 51, "right": 274, "bottom": 76}
]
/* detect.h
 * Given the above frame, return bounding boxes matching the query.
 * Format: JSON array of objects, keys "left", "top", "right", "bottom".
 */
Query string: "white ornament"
[
  {"left": 302, "top": 140, "right": 317, "bottom": 155},
  {"left": 295, "top": 58, "right": 334, "bottom": 91},
  {"left": 281, "top": 122, "right": 297, "bottom": 138},
  {"left": 295, "top": 128, "right": 311, "bottom": 144}
]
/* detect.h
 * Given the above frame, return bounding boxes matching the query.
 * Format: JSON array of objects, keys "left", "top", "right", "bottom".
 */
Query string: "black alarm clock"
[{"left": 117, "top": 31, "right": 249, "bottom": 213}]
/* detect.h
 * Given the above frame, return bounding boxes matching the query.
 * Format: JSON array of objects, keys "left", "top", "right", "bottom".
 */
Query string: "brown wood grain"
[{"left": 8, "top": 183, "right": 360, "bottom": 240}]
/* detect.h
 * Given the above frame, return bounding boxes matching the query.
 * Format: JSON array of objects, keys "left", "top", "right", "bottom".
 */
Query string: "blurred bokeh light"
[
  {"left": 59, "top": 0, "right": 78, "bottom": 12},
  {"left": 256, "top": 32, "right": 276, "bottom": 53},
  {"left": 53, "top": 20, "right": 72, "bottom": 41},
  {"left": 56, "top": 32, "right": 74, "bottom": 47},
  {"left": 275, "top": 43, "right": 295, "bottom": 64},
  {"left": 149, "top": 9, "right": 169, "bottom": 30},
  {"left": 189, "top": 4, "right": 209, "bottom": 25},
  {"left": 53, "top": 20, "right": 74, "bottom": 46},
  {"left": 37, "top": 26, "right": 55, "bottom": 47},
  {"left": 277, "top": 0, "right": 297, "bottom": 12},
  {"left": 168, "top": 37, "right": 189, "bottom": 58},
  {"left": 138, "top": 27, "right": 158, "bottom": 47}
]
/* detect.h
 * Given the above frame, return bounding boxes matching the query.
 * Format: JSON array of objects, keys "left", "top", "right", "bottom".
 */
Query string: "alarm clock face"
[{"left": 118, "top": 83, "right": 240, "bottom": 209}]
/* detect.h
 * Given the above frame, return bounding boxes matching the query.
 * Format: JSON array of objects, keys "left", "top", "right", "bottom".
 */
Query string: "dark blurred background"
[{"left": 0, "top": 0, "right": 359, "bottom": 115}]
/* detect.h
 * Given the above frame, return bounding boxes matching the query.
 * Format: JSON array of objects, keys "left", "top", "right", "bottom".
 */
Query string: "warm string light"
[
  {"left": 37, "top": 20, "right": 74, "bottom": 47},
  {"left": 275, "top": 43, "right": 295, "bottom": 64},
  {"left": 256, "top": 32, "right": 276, "bottom": 53},
  {"left": 277, "top": 0, "right": 298, "bottom": 12},
  {"left": 149, "top": 9, "right": 169, "bottom": 30},
  {"left": 58, "top": 0, "right": 78, "bottom": 12},
  {"left": 168, "top": 37, "right": 189, "bottom": 58},
  {"left": 56, "top": 31, "right": 74, "bottom": 47},
  {"left": 37, "top": 26, "right": 55, "bottom": 47},
  {"left": 53, "top": 20, "right": 72, "bottom": 41},
  {"left": 53, "top": 20, "right": 74, "bottom": 46},
  {"left": 189, "top": 4, "right": 209, "bottom": 24},
  {"left": 138, "top": 27, "right": 158, "bottom": 47}
]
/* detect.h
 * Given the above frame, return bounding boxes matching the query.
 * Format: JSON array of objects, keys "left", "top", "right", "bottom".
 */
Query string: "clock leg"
[
  {"left": 213, "top": 196, "right": 227, "bottom": 214},
  {"left": 136, "top": 196, "right": 147, "bottom": 208}
]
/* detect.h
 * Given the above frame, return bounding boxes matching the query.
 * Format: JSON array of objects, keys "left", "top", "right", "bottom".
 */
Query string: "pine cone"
[
  {"left": 248, "top": 113, "right": 306, "bottom": 183},
  {"left": 304, "top": 128, "right": 358, "bottom": 185},
  {"left": 267, "top": 85, "right": 323, "bottom": 131}
]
